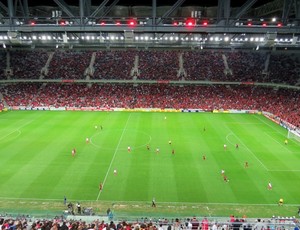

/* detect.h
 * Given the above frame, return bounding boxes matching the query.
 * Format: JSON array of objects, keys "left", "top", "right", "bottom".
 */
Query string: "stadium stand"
[
  {"left": 268, "top": 53, "right": 300, "bottom": 85},
  {"left": 93, "top": 50, "right": 137, "bottom": 80},
  {"left": 138, "top": 50, "right": 181, "bottom": 80},
  {"left": 0, "top": 49, "right": 300, "bottom": 84},
  {"left": 0, "top": 214, "right": 298, "bottom": 230},
  {"left": 225, "top": 51, "right": 266, "bottom": 82},
  {"left": 1, "top": 83, "right": 299, "bottom": 128},
  {"left": 182, "top": 50, "right": 225, "bottom": 81},
  {"left": 0, "top": 51, "right": 7, "bottom": 80},
  {"left": 9, "top": 50, "right": 49, "bottom": 79},
  {"left": 46, "top": 51, "right": 92, "bottom": 79}
]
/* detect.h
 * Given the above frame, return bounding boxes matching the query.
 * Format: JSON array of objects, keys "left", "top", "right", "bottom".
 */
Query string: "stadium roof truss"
[{"left": 0, "top": 0, "right": 300, "bottom": 49}]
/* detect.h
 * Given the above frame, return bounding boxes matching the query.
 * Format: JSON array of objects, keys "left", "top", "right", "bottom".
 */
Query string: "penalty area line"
[{"left": 226, "top": 129, "right": 269, "bottom": 171}]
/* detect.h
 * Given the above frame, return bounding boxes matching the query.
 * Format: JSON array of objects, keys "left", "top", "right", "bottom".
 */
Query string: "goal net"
[{"left": 287, "top": 129, "right": 300, "bottom": 142}]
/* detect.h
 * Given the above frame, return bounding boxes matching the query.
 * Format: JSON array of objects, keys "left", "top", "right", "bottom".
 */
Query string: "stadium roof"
[{"left": 0, "top": 0, "right": 299, "bottom": 49}]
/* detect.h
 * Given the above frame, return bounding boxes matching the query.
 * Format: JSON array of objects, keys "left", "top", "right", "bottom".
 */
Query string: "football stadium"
[{"left": 0, "top": 0, "right": 300, "bottom": 229}]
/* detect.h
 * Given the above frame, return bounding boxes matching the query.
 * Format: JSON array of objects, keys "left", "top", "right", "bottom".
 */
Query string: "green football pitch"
[{"left": 0, "top": 110, "right": 300, "bottom": 218}]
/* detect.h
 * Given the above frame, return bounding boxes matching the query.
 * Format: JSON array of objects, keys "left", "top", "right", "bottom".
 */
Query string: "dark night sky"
[{"left": 26, "top": 0, "right": 275, "bottom": 8}]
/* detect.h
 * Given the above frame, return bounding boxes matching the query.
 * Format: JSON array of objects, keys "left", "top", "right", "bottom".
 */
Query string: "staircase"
[
  {"left": 222, "top": 54, "right": 232, "bottom": 75},
  {"left": 177, "top": 53, "right": 187, "bottom": 80},
  {"left": 40, "top": 52, "right": 55, "bottom": 79}
]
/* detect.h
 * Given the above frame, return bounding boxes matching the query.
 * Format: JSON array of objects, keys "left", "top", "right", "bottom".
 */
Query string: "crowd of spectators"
[
  {"left": 138, "top": 50, "right": 181, "bottom": 80},
  {"left": 1, "top": 83, "right": 41, "bottom": 107},
  {"left": 182, "top": 51, "right": 225, "bottom": 81},
  {"left": 225, "top": 51, "right": 266, "bottom": 82},
  {"left": 93, "top": 50, "right": 137, "bottom": 80},
  {"left": 0, "top": 51, "right": 7, "bottom": 80},
  {"left": 46, "top": 51, "right": 92, "bottom": 79},
  {"left": 9, "top": 50, "right": 49, "bottom": 79},
  {"left": 0, "top": 215, "right": 298, "bottom": 230},
  {"left": 1, "top": 83, "right": 299, "bottom": 128},
  {"left": 0, "top": 49, "right": 300, "bottom": 85},
  {"left": 268, "top": 53, "right": 300, "bottom": 85}
]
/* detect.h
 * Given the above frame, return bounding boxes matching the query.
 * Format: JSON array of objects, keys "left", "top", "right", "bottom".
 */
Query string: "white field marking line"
[
  {"left": 226, "top": 130, "right": 269, "bottom": 171},
  {"left": 1, "top": 197, "right": 300, "bottom": 206},
  {"left": 96, "top": 113, "right": 132, "bottom": 201},
  {"left": 0, "top": 130, "right": 22, "bottom": 142},
  {"left": 225, "top": 133, "right": 237, "bottom": 147},
  {"left": 267, "top": 169, "right": 300, "bottom": 172},
  {"left": 264, "top": 132, "right": 293, "bottom": 153},
  {"left": 90, "top": 129, "right": 152, "bottom": 151},
  {"left": 0, "top": 120, "right": 33, "bottom": 141},
  {"left": 256, "top": 115, "right": 300, "bottom": 147},
  {"left": 224, "top": 122, "right": 263, "bottom": 125},
  {"left": 259, "top": 129, "right": 300, "bottom": 172}
]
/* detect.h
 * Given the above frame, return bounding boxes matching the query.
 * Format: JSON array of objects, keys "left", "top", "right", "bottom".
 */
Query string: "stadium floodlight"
[
  {"left": 186, "top": 18, "right": 195, "bottom": 27},
  {"left": 128, "top": 19, "right": 137, "bottom": 26},
  {"left": 224, "top": 36, "right": 229, "bottom": 42}
]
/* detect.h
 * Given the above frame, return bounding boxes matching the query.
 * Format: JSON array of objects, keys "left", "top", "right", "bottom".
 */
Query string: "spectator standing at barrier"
[
  {"left": 152, "top": 198, "right": 156, "bottom": 207},
  {"left": 253, "top": 219, "right": 267, "bottom": 230},
  {"left": 201, "top": 217, "right": 209, "bottom": 230},
  {"left": 76, "top": 202, "right": 81, "bottom": 214}
]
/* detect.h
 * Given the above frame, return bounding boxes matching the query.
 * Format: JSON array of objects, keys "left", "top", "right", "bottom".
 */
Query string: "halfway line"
[{"left": 96, "top": 113, "right": 132, "bottom": 201}]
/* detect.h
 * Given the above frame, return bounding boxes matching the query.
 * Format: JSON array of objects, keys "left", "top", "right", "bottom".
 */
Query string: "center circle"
[{"left": 90, "top": 129, "right": 152, "bottom": 151}]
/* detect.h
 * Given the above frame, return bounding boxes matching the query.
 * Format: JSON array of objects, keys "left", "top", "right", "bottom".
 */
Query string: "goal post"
[{"left": 287, "top": 129, "right": 300, "bottom": 142}]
